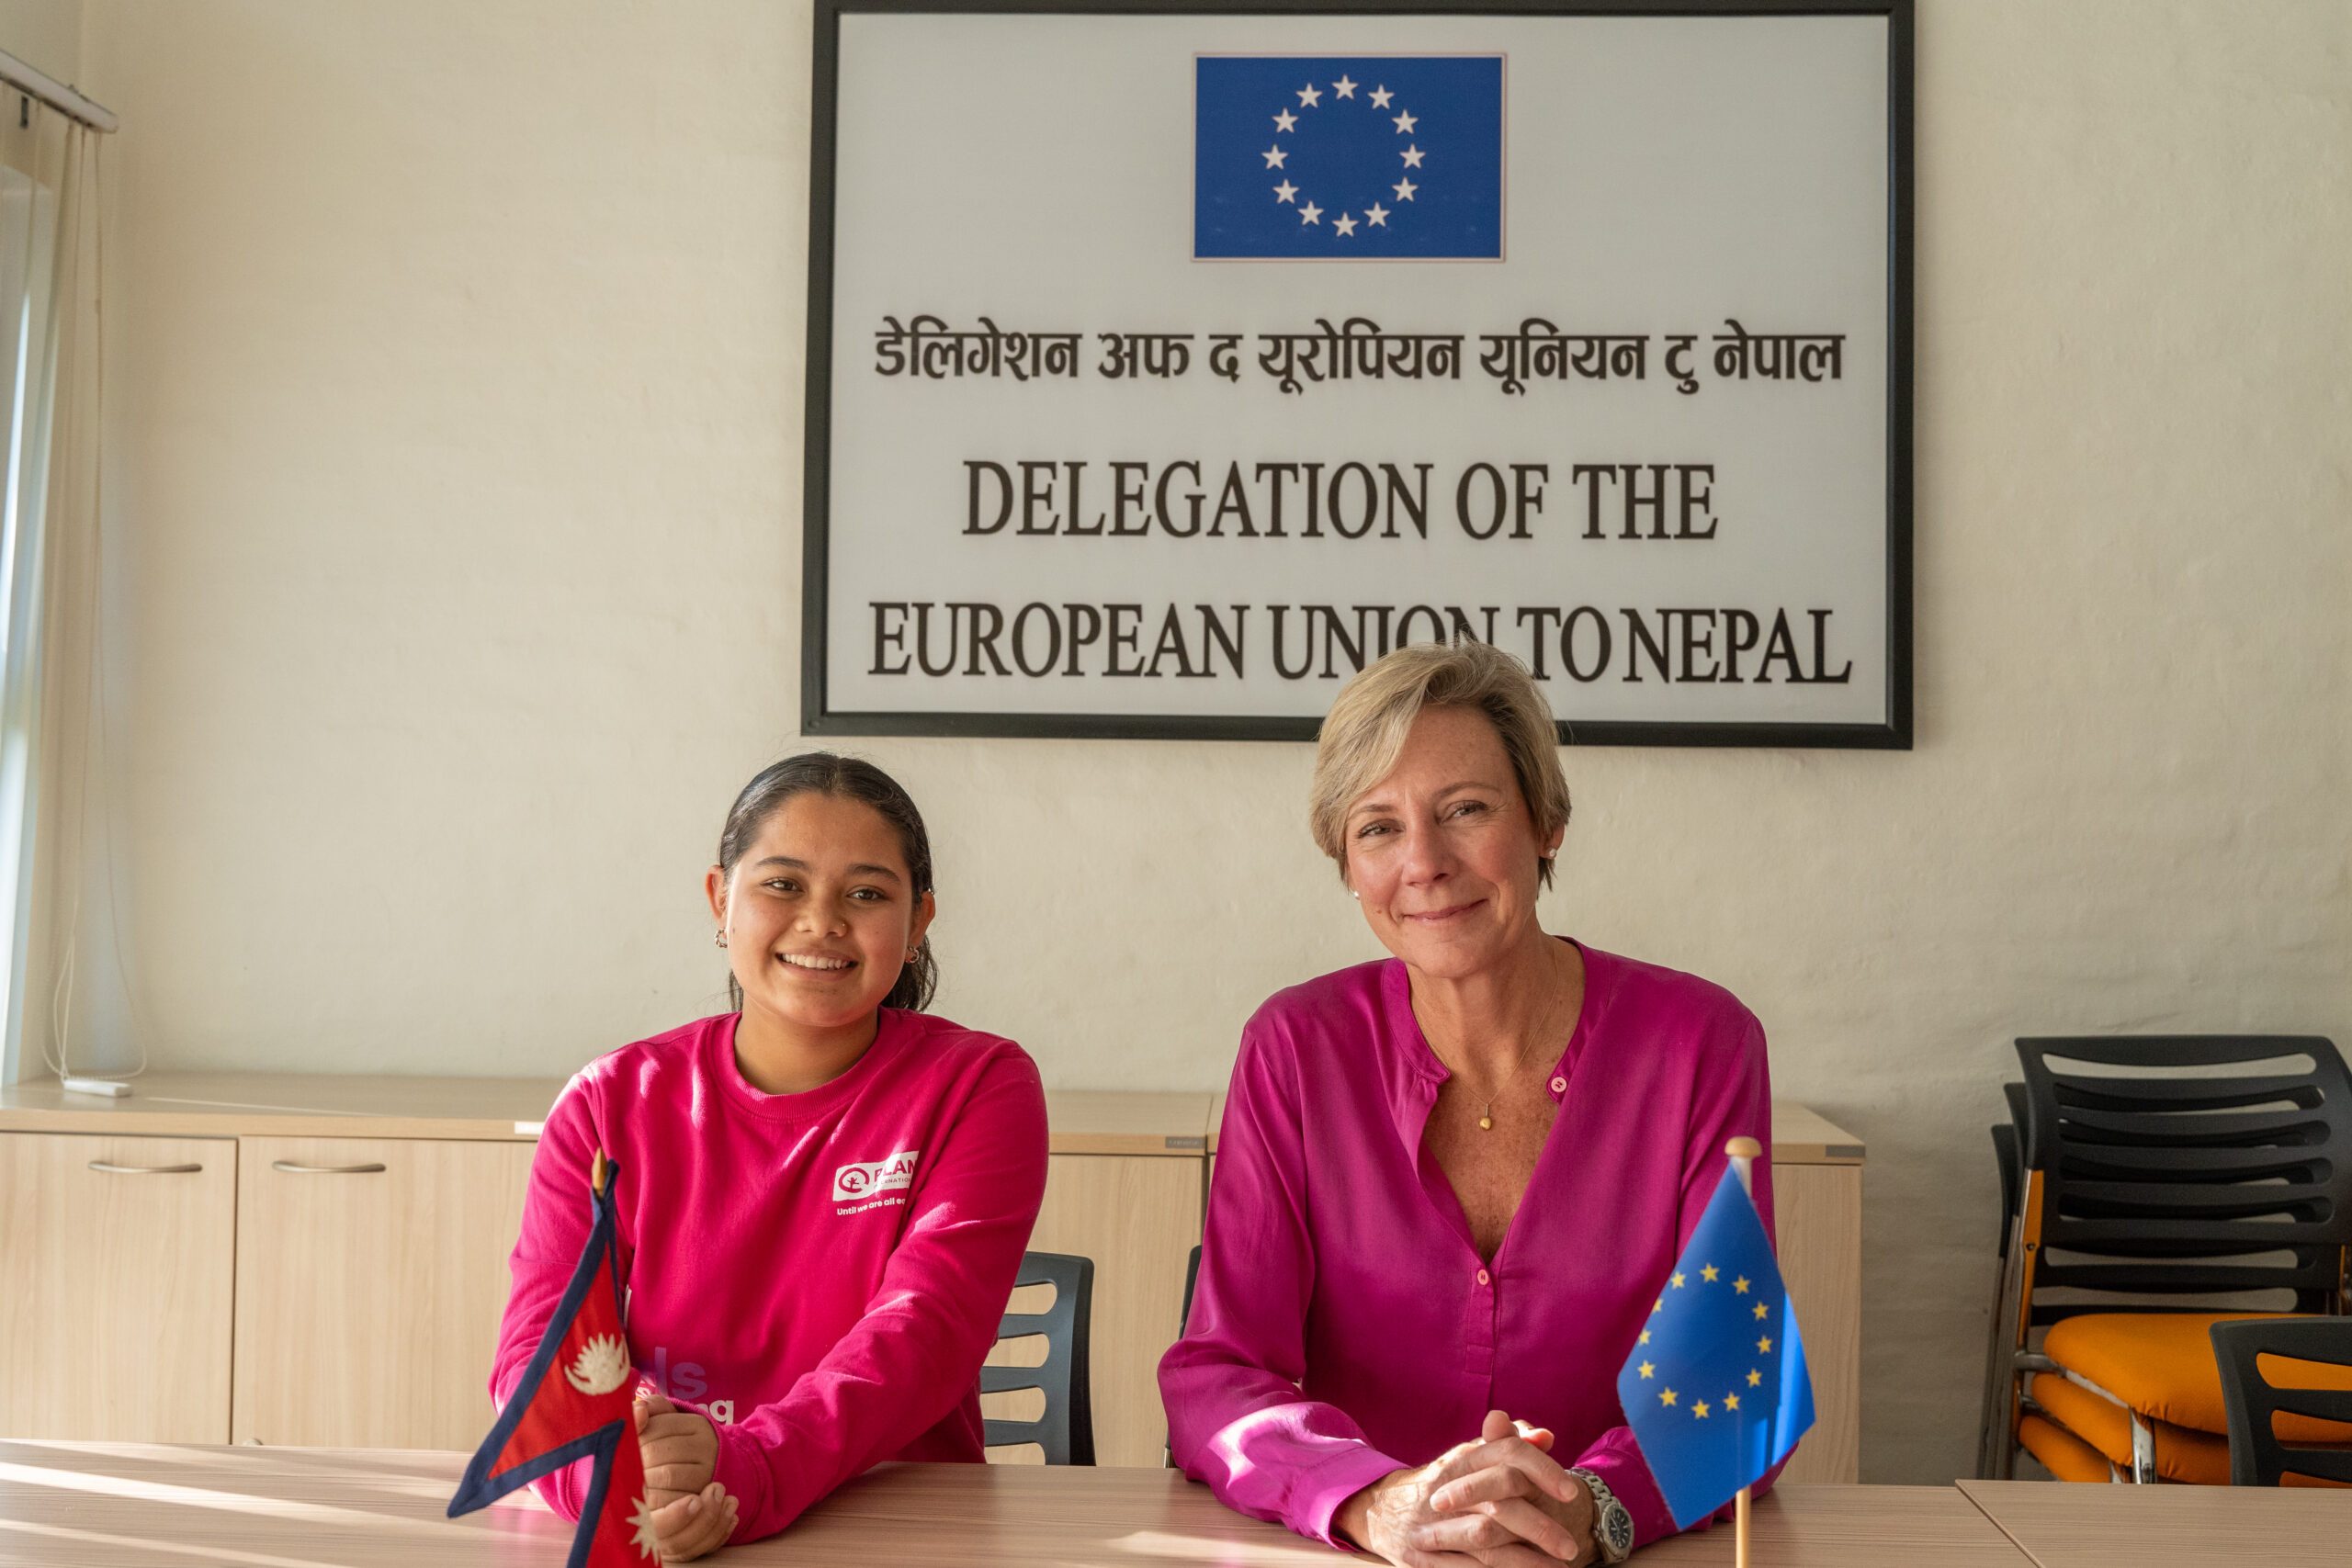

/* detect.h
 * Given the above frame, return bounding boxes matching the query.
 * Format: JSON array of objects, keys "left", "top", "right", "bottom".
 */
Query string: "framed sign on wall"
[{"left": 804, "top": 0, "right": 1913, "bottom": 746}]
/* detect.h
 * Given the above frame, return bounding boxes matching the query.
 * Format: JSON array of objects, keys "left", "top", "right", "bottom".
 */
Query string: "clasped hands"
[
  {"left": 632, "top": 1393, "right": 1592, "bottom": 1566},
  {"left": 1338, "top": 1409, "right": 1599, "bottom": 1568},
  {"left": 633, "top": 1389, "right": 735, "bottom": 1561}
]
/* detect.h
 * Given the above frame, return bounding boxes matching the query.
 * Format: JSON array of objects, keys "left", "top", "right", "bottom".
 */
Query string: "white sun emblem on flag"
[
  {"left": 628, "top": 1493, "right": 662, "bottom": 1559},
  {"left": 563, "top": 1333, "right": 631, "bottom": 1395}
]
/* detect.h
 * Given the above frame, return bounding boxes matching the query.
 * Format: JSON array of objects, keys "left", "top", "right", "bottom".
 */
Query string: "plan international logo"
[
  {"left": 1193, "top": 55, "right": 1505, "bottom": 260},
  {"left": 832, "top": 1148, "right": 920, "bottom": 1204}
]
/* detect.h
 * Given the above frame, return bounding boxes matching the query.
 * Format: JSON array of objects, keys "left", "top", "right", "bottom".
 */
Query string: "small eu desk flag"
[
  {"left": 448, "top": 1151, "right": 656, "bottom": 1567},
  {"left": 1617, "top": 1157, "right": 1815, "bottom": 1530},
  {"left": 1194, "top": 56, "right": 1503, "bottom": 259}
]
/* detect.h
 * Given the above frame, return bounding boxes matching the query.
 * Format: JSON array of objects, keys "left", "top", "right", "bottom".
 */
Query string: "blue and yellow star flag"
[
  {"left": 1193, "top": 56, "right": 1503, "bottom": 259},
  {"left": 1617, "top": 1166, "right": 1814, "bottom": 1529}
]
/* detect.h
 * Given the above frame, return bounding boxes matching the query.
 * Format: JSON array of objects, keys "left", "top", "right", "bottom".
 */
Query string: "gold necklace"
[
  {"left": 1473, "top": 1027, "right": 1554, "bottom": 1132},
  {"left": 1435, "top": 955, "right": 1571, "bottom": 1132}
]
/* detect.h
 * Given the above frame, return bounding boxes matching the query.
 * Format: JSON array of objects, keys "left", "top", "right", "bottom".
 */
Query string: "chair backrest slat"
[
  {"left": 2058, "top": 1144, "right": 2330, "bottom": 1178},
  {"left": 2055, "top": 1105, "right": 2328, "bottom": 1146},
  {"left": 2055, "top": 1075, "right": 2325, "bottom": 1111},
  {"left": 2054, "top": 1183, "right": 2328, "bottom": 1222}
]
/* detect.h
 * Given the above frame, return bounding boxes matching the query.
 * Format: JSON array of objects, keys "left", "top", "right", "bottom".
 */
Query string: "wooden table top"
[
  {"left": 1959, "top": 1478, "right": 2352, "bottom": 1568},
  {"left": 797, "top": 1467, "right": 2016, "bottom": 1567},
  {"left": 0, "top": 1443, "right": 2022, "bottom": 1567},
  {"left": 1640, "top": 1483, "right": 2026, "bottom": 1567}
]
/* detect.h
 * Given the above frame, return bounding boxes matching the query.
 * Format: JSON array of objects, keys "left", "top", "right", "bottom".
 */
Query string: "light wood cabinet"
[
  {"left": 1772, "top": 1161, "right": 1863, "bottom": 1483},
  {"left": 0, "top": 1132, "right": 235, "bottom": 1441},
  {"left": 232, "top": 1136, "right": 536, "bottom": 1450}
]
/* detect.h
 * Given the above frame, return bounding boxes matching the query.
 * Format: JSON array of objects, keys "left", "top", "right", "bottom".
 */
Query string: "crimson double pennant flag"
[{"left": 448, "top": 1153, "right": 656, "bottom": 1567}]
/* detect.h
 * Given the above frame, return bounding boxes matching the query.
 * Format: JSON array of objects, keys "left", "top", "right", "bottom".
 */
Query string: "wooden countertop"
[
  {"left": 1770, "top": 1100, "right": 1867, "bottom": 1164},
  {"left": 0, "top": 1073, "right": 564, "bottom": 1141},
  {"left": 1205, "top": 1091, "right": 1865, "bottom": 1164},
  {"left": 1, "top": 1074, "right": 1859, "bottom": 1163},
  {"left": 0, "top": 1075, "right": 1215, "bottom": 1157},
  {"left": 0, "top": 1442, "right": 2022, "bottom": 1567}
]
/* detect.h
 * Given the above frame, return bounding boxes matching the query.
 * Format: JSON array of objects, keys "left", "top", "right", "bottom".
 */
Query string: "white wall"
[
  {"left": 51, "top": 0, "right": 2352, "bottom": 1484},
  {"left": 0, "top": 0, "right": 80, "bottom": 84}
]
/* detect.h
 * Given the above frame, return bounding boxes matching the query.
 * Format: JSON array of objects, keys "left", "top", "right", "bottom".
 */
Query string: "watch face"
[{"left": 1602, "top": 1506, "right": 1634, "bottom": 1555}]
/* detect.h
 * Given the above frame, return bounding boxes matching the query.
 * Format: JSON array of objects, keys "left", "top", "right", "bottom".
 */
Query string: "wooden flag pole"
[
  {"left": 591, "top": 1147, "right": 609, "bottom": 1200},
  {"left": 1725, "top": 1135, "right": 1763, "bottom": 1568}
]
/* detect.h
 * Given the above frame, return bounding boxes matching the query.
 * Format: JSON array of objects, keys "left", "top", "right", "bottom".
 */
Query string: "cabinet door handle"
[
  {"left": 270, "top": 1159, "right": 389, "bottom": 1175},
  {"left": 86, "top": 1160, "right": 204, "bottom": 1175}
]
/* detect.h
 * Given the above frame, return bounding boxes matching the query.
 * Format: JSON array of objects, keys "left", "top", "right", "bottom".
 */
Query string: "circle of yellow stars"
[{"left": 1633, "top": 1263, "right": 1775, "bottom": 1420}]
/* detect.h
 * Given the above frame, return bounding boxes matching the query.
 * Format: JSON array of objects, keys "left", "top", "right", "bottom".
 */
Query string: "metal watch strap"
[{"left": 1566, "top": 1466, "right": 1634, "bottom": 1565}]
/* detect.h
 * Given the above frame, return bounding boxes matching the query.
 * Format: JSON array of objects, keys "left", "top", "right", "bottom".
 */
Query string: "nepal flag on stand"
[{"left": 447, "top": 1153, "right": 656, "bottom": 1568}]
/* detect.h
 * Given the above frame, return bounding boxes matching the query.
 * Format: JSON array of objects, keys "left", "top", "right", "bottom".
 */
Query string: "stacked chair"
[{"left": 1977, "top": 1034, "right": 2352, "bottom": 1484}]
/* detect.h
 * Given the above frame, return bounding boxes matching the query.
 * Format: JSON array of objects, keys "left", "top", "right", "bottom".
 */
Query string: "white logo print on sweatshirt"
[{"left": 831, "top": 1148, "right": 921, "bottom": 1206}]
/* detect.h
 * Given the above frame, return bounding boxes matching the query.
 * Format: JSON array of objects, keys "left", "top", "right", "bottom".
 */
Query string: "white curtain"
[{"left": 0, "top": 96, "right": 101, "bottom": 1083}]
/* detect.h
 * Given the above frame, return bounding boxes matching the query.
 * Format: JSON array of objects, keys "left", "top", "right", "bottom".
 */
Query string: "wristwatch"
[{"left": 1567, "top": 1466, "right": 1634, "bottom": 1564}]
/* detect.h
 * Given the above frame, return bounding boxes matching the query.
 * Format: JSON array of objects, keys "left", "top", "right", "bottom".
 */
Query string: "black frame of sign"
[{"left": 801, "top": 0, "right": 1915, "bottom": 748}]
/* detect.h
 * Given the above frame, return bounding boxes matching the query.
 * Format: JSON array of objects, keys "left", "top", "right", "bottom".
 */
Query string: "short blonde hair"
[{"left": 1309, "top": 641, "right": 1572, "bottom": 888}]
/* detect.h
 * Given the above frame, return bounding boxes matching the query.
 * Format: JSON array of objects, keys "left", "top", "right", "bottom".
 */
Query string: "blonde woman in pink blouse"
[{"left": 1160, "top": 641, "right": 1779, "bottom": 1567}]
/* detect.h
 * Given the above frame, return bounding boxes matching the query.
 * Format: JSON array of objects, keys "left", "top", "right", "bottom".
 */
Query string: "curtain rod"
[{"left": 0, "top": 48, "right": 116, "bottom": 133}]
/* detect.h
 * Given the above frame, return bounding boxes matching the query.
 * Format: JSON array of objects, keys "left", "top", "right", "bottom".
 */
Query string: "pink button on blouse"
[{"left": 1159, "top": 942, "right": 1780, "bottom": 1551}]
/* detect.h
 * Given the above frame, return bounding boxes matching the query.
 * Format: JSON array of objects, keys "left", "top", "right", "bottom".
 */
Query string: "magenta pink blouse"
[{"left": 1159, "top": 942, "right": 1780, "bottom": 1551}]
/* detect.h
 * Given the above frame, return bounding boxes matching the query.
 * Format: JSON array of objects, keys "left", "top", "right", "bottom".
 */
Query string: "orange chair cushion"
[
  {"left": 2017, "top": 1412, "right": 2114, "bottom": 1483},
  {"left": 2027, "top": 1371, "right": 2231, "bottom": 1483},
  {"left": 2041, "top": 1313, "right": 2352, "bottom": 1443}
]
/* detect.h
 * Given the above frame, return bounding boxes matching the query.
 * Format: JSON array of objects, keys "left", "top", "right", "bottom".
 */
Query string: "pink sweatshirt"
[
  {"left": 491, "top": 1009, "right": 1048, "bottom": 1545},
  {"left": 1159, "top": 942, "right": 1778, "bottom": 1551}
]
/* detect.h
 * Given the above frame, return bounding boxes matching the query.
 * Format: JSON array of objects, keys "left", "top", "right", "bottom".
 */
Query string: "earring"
[
  {"left": 905, "top": 948, "right": 919, "bottom": 962},
  {"left": 715, "top": 931, "right": 729, "bottom": 948},
  {"left": 1351, "top": 891, "right": 1361, "bottom": 901}
]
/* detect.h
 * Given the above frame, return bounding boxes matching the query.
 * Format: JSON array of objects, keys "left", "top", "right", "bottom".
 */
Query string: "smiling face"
[
  {"left": 1341, "top": 704, "right": 1562, "bottom": 981},
  {"left": 706, "top": 791, "right": 935, "bottom": 1038}
]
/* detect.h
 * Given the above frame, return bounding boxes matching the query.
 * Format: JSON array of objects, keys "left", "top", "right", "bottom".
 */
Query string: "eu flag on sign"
[
  {"left": 1194, "top": 56, "right": 1503, "bottom": 259},
  {"left": 1617, "top": 1166, "right": 1815, "bottom": 1529}
]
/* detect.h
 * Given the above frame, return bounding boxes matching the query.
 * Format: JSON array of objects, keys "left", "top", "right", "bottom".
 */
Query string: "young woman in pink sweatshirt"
[{"left": 491, "top": 753, "right": 1050, "bottom": 1560}]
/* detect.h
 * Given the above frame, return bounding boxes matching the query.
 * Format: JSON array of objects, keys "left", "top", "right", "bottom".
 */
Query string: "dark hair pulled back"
[{"left": 716, "top": 751, "right": 938, "bottom": 1012}]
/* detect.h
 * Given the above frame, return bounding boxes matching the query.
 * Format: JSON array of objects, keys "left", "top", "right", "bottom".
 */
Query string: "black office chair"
[
  {"left": 982, "top": 1251, "right": 1095, "bottom": 1465},
  {"left": 1973, "top": 1089, "right": 2027, "bottom": 1469},
  {"left": 1996, "top": 1080, "right": 2028, "bottom": 1223},
  {"left": 2211, "top": 1316, "right": 2352, "bottom": 1486},
  {"left": 1991, "top": 1121, "right": 2020, "bottom": 1256},
  {"left": 1162, "top": 1243, "right": 1207, "bottom": 1471}
]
